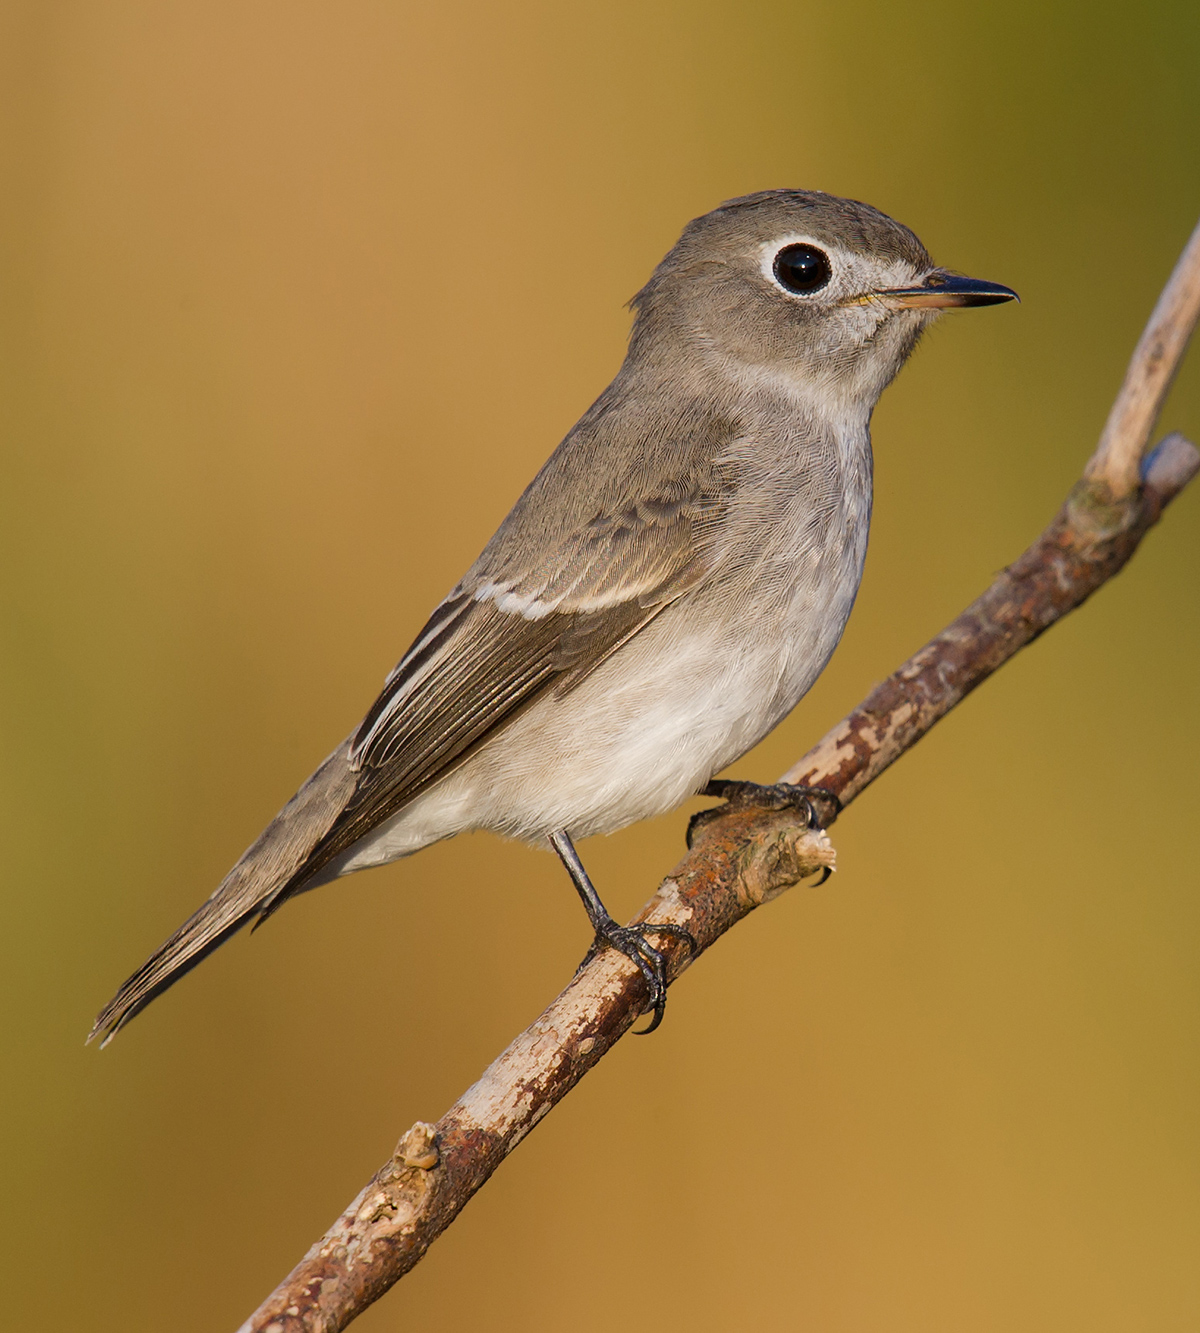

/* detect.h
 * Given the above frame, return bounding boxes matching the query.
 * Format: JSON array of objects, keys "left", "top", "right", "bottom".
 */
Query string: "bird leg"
[
  {"left": 687, "top": 779, "right": 841, "bottom": 882},
  {"left": 548, "top": 829, "right": 695, "bottom": 1035}
]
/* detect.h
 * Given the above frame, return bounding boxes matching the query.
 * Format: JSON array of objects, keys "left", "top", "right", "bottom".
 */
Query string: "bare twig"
[
  {"left": 239, "top": 226, "right": 1200, "bottom": 1333},
  {"left": 1086, "top": 218, "right": 1200, "bottom": 496}
]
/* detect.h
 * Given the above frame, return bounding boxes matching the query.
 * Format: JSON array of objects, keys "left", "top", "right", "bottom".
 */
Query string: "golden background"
[{"left": 4, "top": 2, "right": 1199, "bottom": 1328}]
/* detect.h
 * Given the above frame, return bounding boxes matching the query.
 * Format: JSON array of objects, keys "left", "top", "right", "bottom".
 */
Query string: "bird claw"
[
  {"left": 687, "top": 779, "right": 841, "bottom": 848},
  {"left": 588, "top": 920, "right": 696, "bottom": 1034}
]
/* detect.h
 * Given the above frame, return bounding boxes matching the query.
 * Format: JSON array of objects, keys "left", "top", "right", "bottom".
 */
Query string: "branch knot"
[
  {"left": 735, "top": 819, "right": 836, "bottom": 906},
  {"left": 1064, "top": 477, "right": 1142, "bottom": 543},
  {"left": 395, "top": 1121, "right": 439, "bottom": 1171}
]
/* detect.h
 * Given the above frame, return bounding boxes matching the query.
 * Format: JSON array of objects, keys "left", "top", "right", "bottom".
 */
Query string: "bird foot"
[
  {"left": 584, "top": 919, "right": 696, "bottom": 1035},
  {"left": 687, "top": 780, "right": 841, "bottom": 866}
]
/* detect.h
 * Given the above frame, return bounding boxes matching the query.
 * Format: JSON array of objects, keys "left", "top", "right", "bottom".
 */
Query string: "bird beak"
[{"left": 874, "top": 270, "right": 1019, "bottom": 309}]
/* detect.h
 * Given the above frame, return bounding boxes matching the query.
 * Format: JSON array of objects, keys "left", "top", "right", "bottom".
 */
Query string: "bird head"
[{"left": 631, "top": 189, "right": 1017, "bottom": 416}]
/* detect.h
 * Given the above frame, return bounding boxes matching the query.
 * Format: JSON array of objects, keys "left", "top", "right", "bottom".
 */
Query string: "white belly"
[
  {"left": 332, "top": 533, "right": 864, "bottom": 875},
  {"left": 333, "top": 409, "right": 873, "bottom": 877}
]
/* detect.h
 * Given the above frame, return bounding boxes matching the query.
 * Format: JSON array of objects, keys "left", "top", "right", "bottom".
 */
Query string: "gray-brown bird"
[{"left": 92, "top": 189, "right": 1015, "bottom": 1044}]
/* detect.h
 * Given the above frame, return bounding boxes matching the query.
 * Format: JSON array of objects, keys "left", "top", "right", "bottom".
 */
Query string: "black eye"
[{"left": 773, "top": 243, "right": 832, "bottom": 295}]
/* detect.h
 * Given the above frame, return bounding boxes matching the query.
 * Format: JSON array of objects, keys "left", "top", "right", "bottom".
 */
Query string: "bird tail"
[{"left": 89, "top": 739, "right": 358, "bottom": 1047}]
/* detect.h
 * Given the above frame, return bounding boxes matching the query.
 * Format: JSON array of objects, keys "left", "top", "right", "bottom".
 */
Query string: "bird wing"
[
  {"left": 280, "top": 424, "right": 738, "bottom": 892},
  {"left": 91, "top": 411, "right": 739, "bottom": 1042}
]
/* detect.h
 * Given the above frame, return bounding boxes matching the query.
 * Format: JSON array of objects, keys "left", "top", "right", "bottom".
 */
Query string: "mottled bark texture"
[{"left": 240, "top": 220, "right": 1200, "bottom": 1333}]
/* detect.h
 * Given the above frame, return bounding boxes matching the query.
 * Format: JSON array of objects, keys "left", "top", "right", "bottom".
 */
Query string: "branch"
[
  {"left": 239, "top": 227, "right": 1200, "bottom": 1333},
  {"left": 1085, "top": 217, "right": 1200, "bottom": 496}
]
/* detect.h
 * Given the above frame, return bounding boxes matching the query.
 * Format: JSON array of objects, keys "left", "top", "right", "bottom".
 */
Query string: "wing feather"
[{"left": 264, "top": 415, "right": 739, "bottom": 902}]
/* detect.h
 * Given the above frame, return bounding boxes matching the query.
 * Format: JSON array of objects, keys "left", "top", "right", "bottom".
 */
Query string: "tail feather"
[{"left": 90, "top": 739, "right": 357, "bottom": 1046}]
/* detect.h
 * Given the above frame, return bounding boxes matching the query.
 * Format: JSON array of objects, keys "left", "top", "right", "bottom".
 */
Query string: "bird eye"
[{"left": 773, "top": 244, "right": 832, "bottom": 295}]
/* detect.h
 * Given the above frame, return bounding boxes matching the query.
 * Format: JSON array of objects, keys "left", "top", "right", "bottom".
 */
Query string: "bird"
[{"left": 91, "top": 188, "right": 1016, "bottom": 1045}]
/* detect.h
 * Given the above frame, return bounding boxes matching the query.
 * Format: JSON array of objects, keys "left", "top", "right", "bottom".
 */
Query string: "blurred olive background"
[{"left": 3, "top": 2, "right": 1200, "bottom": 1329}]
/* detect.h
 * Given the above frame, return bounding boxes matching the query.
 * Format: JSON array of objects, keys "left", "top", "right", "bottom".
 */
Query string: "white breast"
[{"left": 331, "top": 412, "right": 873, "bottom": 874}]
